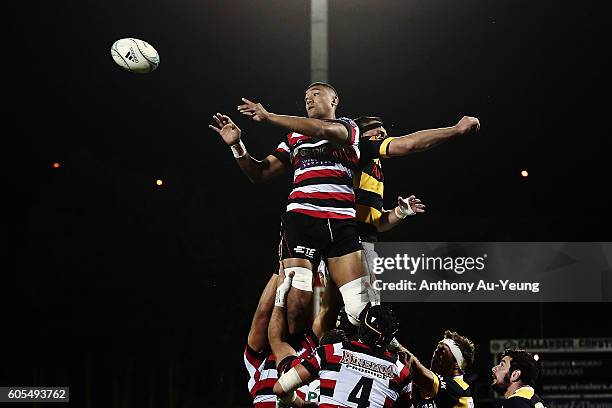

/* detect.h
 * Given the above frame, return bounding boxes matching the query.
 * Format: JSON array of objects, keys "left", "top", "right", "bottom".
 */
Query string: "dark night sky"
[{"left": 6, "top": 1, "right": 612, "bottom": 406}]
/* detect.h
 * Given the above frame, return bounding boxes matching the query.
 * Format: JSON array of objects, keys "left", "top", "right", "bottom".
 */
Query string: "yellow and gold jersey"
[
  {"left": 503, "top": 386, "right": 546, "bottom": 408},
  {"left": 412, "top": 373, "right": 474, "bottom": 408},
  {"left": 354, "top": 136, "right": 395, "bottom": 241}
]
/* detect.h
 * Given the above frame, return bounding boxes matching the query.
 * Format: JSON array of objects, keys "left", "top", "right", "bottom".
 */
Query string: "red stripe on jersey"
[
  {"left": 291, "top": 208, "right": 353, "bottom": 220},
  {"left": 350, "top": 123, "right": 357, "bottom": 144},
  {"left": 398, "top": 365, "right": 410, "bottom": 383},
  {"left": 251, "top": 378, "right": 277, "bottom": 397},
  {"left": 294, "top": 168, "right": 349, "bottom": 184},
  {"left": 320, "top": 378, "right": 337, "bottom": 390},
  {"left": 289, "top": 134, "right": 311, "bottom": 144},
  {"left": 244, "top": 346, "right": 265, "bottom": 369},
  {"left": 288, "top": 191, "right": 355, "bottom": 202},
  {"left": 384, "top": 396, "right": 395, "bottom": 408},
  {"left": 254, "top": 402, "right": 276, "bottom": 408},
  {"left": 323, "top": 344, "right": 342, "bottom": 364},
  {"left": 296, "top": 390, "right": 306, "bottom": 400}
]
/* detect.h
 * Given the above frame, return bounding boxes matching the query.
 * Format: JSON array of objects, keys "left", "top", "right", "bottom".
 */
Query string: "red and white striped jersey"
[
  {"left": 300, "top": 340, "right": 411, "bottom": 408},
  {"left": 271, "top": 118, "right": 360, "bottom": 220},
  {"left": 244, "top": 331, "right": 318, "bottom": 407}
]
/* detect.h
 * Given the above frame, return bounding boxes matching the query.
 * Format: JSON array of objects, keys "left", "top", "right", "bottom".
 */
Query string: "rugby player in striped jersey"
[
  {"left": 273, "top": 301, "right": 411, "bottom": 408},
  {"left": 210, "top": 83, "right": 375, "bottom": 357}
]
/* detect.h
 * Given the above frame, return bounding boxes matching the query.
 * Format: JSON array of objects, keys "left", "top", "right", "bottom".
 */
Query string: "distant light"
[
  {"left": 534, "top": 354, "right": 540, "bottom": 361},
  {"left": 156, "top": 179, "right": 163, "bottom": 186},
  {"left": 52, "top": 162, "right": 61, "bottom": 169},
  {"left": 521, "top": 170, "right": 529, "bottom": 178}
]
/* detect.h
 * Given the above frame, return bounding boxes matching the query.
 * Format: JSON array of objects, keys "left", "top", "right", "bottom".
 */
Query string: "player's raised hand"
[
  {"left": 237, "top": 98, "right": 270, "bottom": 122},
  {"left": 209, "top": 113, "right": 241, "bottom": 145},
  {"left": 398, "top": 195, "right": 426, "bottom": 217},
  {"left": 455, "top": 116, "right": 480, "bottom": 135},
  {"left": 274, "top": 270, "right": 294, "bottom": 308}
]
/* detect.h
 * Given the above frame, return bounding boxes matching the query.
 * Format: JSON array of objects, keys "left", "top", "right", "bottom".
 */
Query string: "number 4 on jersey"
[{"left": 348, "top": 377, "right": 374, "bottom": 408}]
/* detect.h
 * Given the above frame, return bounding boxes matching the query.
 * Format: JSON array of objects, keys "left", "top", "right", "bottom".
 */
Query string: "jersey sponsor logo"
[
  {"left": 339, "top": 350, "right": 395, "bottom": 379},
  {"left": 294, "top": 246, "right": 316, "bottom": 258}
]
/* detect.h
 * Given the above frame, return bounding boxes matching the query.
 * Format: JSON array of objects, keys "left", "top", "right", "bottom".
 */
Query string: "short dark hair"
[
  {"left": 354, "top": 116, "right": 384, "bottom": 134},
  {"left": 444, "top": 330, "right": 476, "bottom": 370},
  {"left": 502, "top": 349, "right": 539, "bottom": 386},
  {"left": 306, "top": 82, "right": 338, "bottom": 97}
]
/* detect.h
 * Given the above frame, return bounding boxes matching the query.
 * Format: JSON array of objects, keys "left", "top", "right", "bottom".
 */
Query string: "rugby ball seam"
[
  {"left": 111, "top": 46, "right": 132, "bottom": 72},
  {"left": 129, "top": 38, "right": 159, "bottom": 69}
]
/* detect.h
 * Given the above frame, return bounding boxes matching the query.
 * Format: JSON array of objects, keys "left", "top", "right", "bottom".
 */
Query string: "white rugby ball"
[{"left": 111, "top": 38, "right": 160, "bottom": 74}]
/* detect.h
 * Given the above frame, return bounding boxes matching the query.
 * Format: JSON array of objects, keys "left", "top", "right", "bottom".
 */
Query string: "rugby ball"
[{"left": 111, "top": 38, "right": 160, "bottom": 73}]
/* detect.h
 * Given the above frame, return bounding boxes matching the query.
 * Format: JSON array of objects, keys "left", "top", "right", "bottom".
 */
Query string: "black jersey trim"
[
  {"left": 271, "top": 150, "right": 291, "bottom": 170},
  {"left": 287, "top": 197, "right": 355, "bottom": 209},
  {"left": 301, "top": 359, "right": 319, "bottom": 377},
  {"left": 355, "top": 189, "right": 384, "bottom": 211}
]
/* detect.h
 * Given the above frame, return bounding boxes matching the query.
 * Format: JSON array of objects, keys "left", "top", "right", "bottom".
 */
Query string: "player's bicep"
[
  {"left": 382, "top": 137, "right": 407, "bottom": 157},
  {"left": 260, "top": 154, "right": 286, "bottom": 180},
  {"left": 415, "top": 368, "right": 439, "bottom": 399}
]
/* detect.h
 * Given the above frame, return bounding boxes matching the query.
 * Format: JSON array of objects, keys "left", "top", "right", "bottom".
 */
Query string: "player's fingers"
[
  {"left": 407, "top": 195, "right": 416, "bottom": 200},
  {"left": 208, "top": 124, "right": 221, "bottom": 133},
  {"left": 415, "top": 204, "right": 426, "bottom": 208},
  {"left": 216, "top": 112, "right": 228, "bottom": 124},
  {"left": 241, "top": 97, "right": 256, "bottom": 105},
  {"left": 416, "top": 208, "right": 425, "bottom": 213},
  {"left": 212, "top": 115, "right": 223, "bottom": 126}
]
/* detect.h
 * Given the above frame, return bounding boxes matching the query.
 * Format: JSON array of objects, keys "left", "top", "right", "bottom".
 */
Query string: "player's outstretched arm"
[
  {"left": 238, "top": 98, "right": 351, "bottom": 144},
  {"left": 209, "top": 113, "right": 285, "bottom": 183},
  {"left": 377, "top": 195, "right": 426, "bottom": 233},
  {"left": 400, "top": 351, "right": 437, "bottom": 399},
  {"left": 386, "top": 116, "right": 480, "bottom": 157}
]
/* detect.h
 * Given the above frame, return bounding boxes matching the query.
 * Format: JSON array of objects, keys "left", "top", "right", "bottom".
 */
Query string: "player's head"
[
  {"left": 304, "top": 82, "right": 339, "bottom": 119},
  {"left": 491, "top": 349, "right": 539, "bottom": 394},
  {"left": 431, "top": 330, "right": 476, "bottom": 376},
  {"left": 357, "top": 304, "right": 399, "bottom": 350},
  {"left": 354, "top": 116, "right": 387, "bottom": 140}
]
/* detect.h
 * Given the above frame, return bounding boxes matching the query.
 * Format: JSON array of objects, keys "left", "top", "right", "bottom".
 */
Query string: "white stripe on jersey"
[
  {"left": 253, "top": 395, "right": 276, "bottom": 404},
  {"left": 277, "top": 142, "right": 290, "bottom": 153},
  {"left": 244, "top": 355, "right": 257, "bottom": 377},
  {"left": 287, "top": 203, "right": 355, "bottom": 216},
  {"left": 291, "top": 184, "right": 354, "bottom": 195},
  {"left": 294, "top": 163, "right": 353, "bottom": 178},
  {"left": 292, "top": 139, "right": 330, "bottom": 155}
]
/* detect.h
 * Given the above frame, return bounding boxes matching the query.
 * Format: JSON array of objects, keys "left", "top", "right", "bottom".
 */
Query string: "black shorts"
[{"left": 279, "top": 211, "right": 363, "bottom": 264}]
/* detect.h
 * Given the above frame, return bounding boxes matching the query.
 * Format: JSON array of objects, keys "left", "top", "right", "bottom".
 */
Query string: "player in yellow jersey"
[
  {"left": 353, "top": 115, "right": 480, "bottom": 304},
  {"left": 492, "top": 350, "right": 546, "bottom": 407},
  {"left": 402, "top": 330, "right": 476, "bottom": 408}
]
